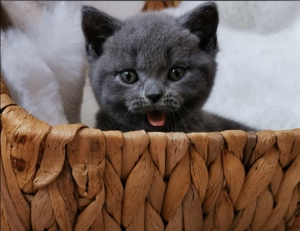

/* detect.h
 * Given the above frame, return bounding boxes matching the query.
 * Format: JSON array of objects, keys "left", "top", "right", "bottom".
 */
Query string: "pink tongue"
[{"left": 147, "top": 111, "right": 166, "bottom": 126}]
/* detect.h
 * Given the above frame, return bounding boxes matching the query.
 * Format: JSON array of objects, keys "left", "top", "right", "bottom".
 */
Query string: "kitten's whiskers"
[
  {"left": 180, "top": 106, "right": 206, "bottom": 131},
  {"left": 175, "top": 110, "right": 189, "bottom": 133},
  {"left": 108, "top": 110, "right": 131, "bottom": 130}
]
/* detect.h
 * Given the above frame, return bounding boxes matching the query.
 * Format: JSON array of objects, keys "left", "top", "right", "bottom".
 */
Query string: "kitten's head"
[{"left": 82, "top": 3, "right": 219, "bottom": 131}]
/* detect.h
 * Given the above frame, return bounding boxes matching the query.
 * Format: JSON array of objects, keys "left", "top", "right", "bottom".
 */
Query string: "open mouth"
[{"left": 146, "top": 110, "right": 166, "bottom": 127}]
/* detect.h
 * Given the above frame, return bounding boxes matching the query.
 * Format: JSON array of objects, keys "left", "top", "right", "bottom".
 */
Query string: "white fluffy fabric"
[
  {"left": 1, "top": 28, "right": 68, "bottom": 125},
  {"left": 1, "top": 1, "right": 86, "bottom": 125}
]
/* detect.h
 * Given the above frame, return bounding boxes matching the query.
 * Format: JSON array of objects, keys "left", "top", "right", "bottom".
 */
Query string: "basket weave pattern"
[
  {"left": 142, "top": 1, "right": 180, "bottom": 12},
  {"left": 1, "top": 73, "right": 300, "bottom": 230}
]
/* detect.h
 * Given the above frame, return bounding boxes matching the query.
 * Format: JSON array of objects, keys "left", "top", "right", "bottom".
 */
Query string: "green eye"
[
  {"left": 119, "top": 70, "right": 138, "bottom": 84},
  {"left": 168, "top": 67, "right": 186, "bottom": 81}
]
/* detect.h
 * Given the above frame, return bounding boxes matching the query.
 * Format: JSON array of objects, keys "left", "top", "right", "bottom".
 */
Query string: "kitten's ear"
[
  {"left": 179, "top": 2, "right": 219, "bottom": 54},
  {"left": 81, "top": 6, "right": 122, "bottom": 59}
]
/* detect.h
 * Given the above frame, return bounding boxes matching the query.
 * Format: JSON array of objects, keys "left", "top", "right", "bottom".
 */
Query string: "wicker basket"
[
  {"left": 1, "top": 72, "right": 300, "bottom": 231},
  {"left": 142, "top": 1, "right": 180, "bottom": 11}
]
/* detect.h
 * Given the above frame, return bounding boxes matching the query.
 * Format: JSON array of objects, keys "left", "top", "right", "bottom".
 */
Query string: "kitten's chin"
[{"left": 146, "top": 111, "right": 166, "bottom": 127}]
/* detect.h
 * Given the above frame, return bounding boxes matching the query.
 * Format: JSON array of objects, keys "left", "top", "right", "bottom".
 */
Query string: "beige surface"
[{"left": 81, "top": 77, "right": 98, "bottom": 128}]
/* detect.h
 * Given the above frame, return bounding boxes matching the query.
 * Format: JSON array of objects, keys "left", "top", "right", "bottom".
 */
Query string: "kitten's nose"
[
  {"left": 145, "top": 82, "right": 164, "bottom": 103},
  {"left": 147, "top": 93, "right": 162, "bottom": 103}
]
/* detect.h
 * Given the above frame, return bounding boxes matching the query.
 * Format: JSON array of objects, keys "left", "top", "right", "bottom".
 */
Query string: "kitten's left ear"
[
  {"left": 81, "top": 6, "right": 122, "bottom": 60},
  {"left": 180, "top": 2, "right": 219, "bottom": 54}
]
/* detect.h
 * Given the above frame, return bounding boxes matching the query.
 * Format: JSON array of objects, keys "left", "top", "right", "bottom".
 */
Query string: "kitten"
[{"left": 82, "top": 2, "right": 254, "bottom": 132}]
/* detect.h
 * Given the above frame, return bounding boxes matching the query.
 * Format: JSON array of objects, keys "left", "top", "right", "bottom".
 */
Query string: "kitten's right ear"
[{"left": 81, "top": 6, "right": 122, "bottom": 59}]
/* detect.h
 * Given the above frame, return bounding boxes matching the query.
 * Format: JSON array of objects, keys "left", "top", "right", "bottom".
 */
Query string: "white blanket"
[{"left": 1, "top": 2, "right": 86, "bottom": 125}]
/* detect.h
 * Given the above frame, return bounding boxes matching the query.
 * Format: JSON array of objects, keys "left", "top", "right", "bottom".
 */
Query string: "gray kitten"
[{"left": 81, "top": 2, "right": 253, "bottom": 132}]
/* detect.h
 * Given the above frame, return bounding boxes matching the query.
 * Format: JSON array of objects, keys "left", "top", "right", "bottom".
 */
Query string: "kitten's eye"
[
  {"left": 119, "top": 70, "right": 138, "bottom": 84},
  {"left": 168, "top": 67, "right": 186, "bottom": 81}
]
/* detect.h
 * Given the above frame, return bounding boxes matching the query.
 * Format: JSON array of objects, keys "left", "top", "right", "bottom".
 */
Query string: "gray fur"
[{"left": 82, "top": 2, "right": 254, "bottom": 132}]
